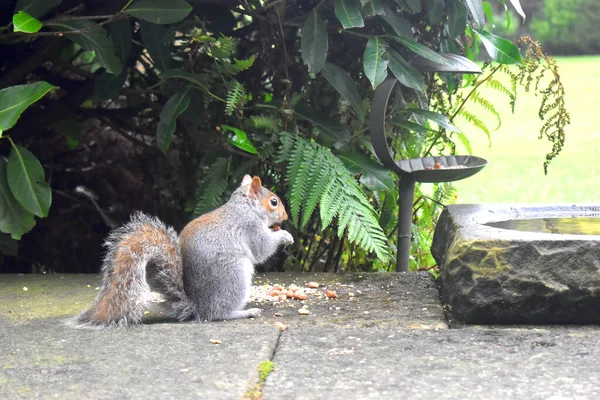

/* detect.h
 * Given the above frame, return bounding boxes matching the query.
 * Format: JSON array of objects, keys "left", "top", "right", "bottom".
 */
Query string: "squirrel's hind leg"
[{"left": 227, "top": 308, "right": 261, "bottom": 319}]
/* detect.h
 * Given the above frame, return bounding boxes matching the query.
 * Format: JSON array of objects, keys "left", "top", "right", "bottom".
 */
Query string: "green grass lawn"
[{"left": 446, "top": 56, "right": 600, "bottom": 203}]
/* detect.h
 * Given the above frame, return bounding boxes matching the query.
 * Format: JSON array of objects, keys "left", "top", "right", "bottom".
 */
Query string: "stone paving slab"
[
  {"left": 1, "top": 317, "right": 279, "bottom": 400},
  {"left": 264, "top": 325, "right": 600, "bottom": 400},
  {"left": 253, "top": 272, "right": 447, "bottom": 330},
  {"left": 0, "top": 274, "right": 280, "bottom": 400},
  {"left": 2, "top": 273, "right": 600, "bottom": 399}
]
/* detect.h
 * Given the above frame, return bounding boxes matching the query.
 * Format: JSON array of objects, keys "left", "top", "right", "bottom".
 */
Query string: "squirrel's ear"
[
  {"left": 248, "top": 176, "right": 262, "bottom": 199},
  {"left": 241, "top": 175, "right": 252, "bottom": 187}
]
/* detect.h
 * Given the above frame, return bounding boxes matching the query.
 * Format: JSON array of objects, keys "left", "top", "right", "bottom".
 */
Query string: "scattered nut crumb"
[
  {"left": 274, "top": 322, "right": 286, "bottom": 331},
  {"left": 298, "top": 308, "right": 310, "bottom": 315},
  {"left": 209, "top": 339, "right": 222, "bottom": 345},
  {"left": 293, "top": 292, "right": 307, "bottom": 301},
  {"left": 22, "top": 287, "right": 28, "bottom": 292},
  {"left": 326, "top": 290, "right": 338, "bottom": 299}
]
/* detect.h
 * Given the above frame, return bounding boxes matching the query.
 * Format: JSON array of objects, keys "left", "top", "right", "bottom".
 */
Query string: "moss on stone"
[
  {"left": 257, "top": 360, "right": 275, "bottom": 383},
  {"left": 0, "top": 275, "right": 100, "bottom": 322},
  {"left": 447, "top": 239, "right": 513, "bottom": 279}
]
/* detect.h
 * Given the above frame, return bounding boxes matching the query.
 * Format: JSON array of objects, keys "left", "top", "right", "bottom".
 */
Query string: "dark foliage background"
[{"left": 0, "top": 0, "right": 567, "bottom": 274}]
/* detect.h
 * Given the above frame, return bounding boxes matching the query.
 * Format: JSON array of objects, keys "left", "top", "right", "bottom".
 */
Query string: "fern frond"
[
  {"left": 300, "top": 149, "right": 330, "bottom": 227},
  {"left": 276, "top": 131, "right": 296, "bottom": 163},
  {"left": 278, "top": 135, "right": 391, "bottom": 261},
  {"left": 225, "top": 80, "right": 246, "bottom": 116},
  {"left": 486, "top": 77, "right": 515, "bottom": 104},
  {"left": 211, "top": 35, "right": 233, "bottom": 59},
  {"left": 457, "top": 109, "right": 491, "bottom": 144},
  {"left": 194, "top": 157, "right": 231, "bottom": 216},
  {"left": 470, "top": 91, "right": 502, "bottom": 130},
  {"left": 231, "top": 56, "right": 255, "bottom": 73},
  {"left": 250, "top": 115, "right": 280, "bottom": 133},
  {"left": 289, "top": 139, "right": 315, "bottom": 225},
  {"left": 454, "top": 132, "right": 472, "bottom": 154},
  {"left": 218, "top": 56, "right": 256, "bottom": 76},
  {"left": 285, "top": 136, "right": 309, "bottom": 223}
]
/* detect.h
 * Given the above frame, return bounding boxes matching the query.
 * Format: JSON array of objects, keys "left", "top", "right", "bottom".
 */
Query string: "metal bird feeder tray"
[{"left": 370, "top": 77, "right": 487, "bottom": 272}]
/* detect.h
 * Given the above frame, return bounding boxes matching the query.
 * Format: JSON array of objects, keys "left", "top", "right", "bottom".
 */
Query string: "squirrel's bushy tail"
[{"left": 69, "top": 212, "right": 194, "bottom": 329}]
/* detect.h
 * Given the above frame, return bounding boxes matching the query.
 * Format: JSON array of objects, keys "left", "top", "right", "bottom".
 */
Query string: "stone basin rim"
[{"left": 448, "top": 203, "right": 600, "bottom": 241}]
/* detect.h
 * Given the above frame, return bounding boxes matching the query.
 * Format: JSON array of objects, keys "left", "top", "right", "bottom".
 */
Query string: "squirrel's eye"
[{"left": 270, "top": 198, "right": 278, "bottom": 207}]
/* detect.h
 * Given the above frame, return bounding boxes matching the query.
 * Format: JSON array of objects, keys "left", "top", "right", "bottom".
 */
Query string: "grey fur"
[
  {"left": 180, "top": 185, "right": 293, "bottom": 322},
  {"left": 68, "top": 178, "right": 292, "bottom": 328}
]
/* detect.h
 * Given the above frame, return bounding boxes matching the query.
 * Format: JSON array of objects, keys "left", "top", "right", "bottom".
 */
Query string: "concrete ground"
[{"left": 1, "top": 272, "right": 599, "bottom": 400}]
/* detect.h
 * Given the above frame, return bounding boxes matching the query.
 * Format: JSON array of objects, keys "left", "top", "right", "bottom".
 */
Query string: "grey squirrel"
[{"left": 70, "top": 175, "right": 294, "bottom": 328}]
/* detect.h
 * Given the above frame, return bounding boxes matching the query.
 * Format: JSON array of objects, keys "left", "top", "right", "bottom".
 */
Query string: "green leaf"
[
  {"left": 476, "top": 30, "right": 523, "bottom": 64},
  {"left": 401, "top": 109, "right": 460, "bottom": 132},
  {"left": 386, "top": 49, "right": 425, "bottom": 92},
  {"left": 159, "top": 69, "right": 222, "bottom": 101},
  {"left": 409, "top": 53, "right": 481, "bottom": 73},
  {"left": 334, "top": 0, "right": 364, "bottom": 29},
  {"left": 505, "top": 8, "right": 512, "bottom": 30},
  {"left": 0, "top": 158, "right": 36, "bottom": 240},
  {"left": 426, "top": 0, "right": 444, "bottom": 25},
  {"left": 447, "top": 0, "right": 467, "bottom": 38},
  {"left": 463, "top": 0, "right": 485, "bottom": 27},
  {"left": 180, "top": 89, "right": 204, "bottom": 125},
  {"left": 126, "top": 0, "right": 192, "bottom": 24},
  {"left": 398, "top": 0, "right": 422, "bottom": 13},
  {"left": 7, "top": 145, "right": 51, "bottom": 218},
  {"left": 108, "top": 19, "right": 132, "bottom": 65},
  {"left": 338, "top": 152, "right": 395, "bottom": 191},
  {"left": 391, "top": 119, "right": 432, "bottom": 133},
  {"left": 322, "top": 63, "right": 365, "bottom": 121},
  {"left": 362, "top": 0, "right": 385, "bottom": 17},
  {"left": 294, "top": 104, "right": 350, "bottom": 148},
  {"left": 0, "top": 82, "right": 54, "bottom": 133},
  {"left": 12, "top": 11, "right": 42, "bottom": 33},
  {"left": 156, "top": 89, "right": 191, "bottom": 153},
  {"left": 47, "top": 20, "right": 122, "bottom": 75},
  {"left": 160, "top": 69, "right": 209, "bottom": 91},
  {"left": 301, "top": 9, "right": 328, "bottom": 73},
  {"left": 93, "top": 70, "right": 127, "bottom": 101},
  {"left": 482, "top": 1, "right": 494, "bottom": 25},
  {"left": 13, "top": 0, "right": 58, "bottom": 19},
  {"left": 381, "top": 5, "right": 413, "bottom": 37},
  {"left": 508, "top": 0, "right": 525, "bottom": 20},
  {"left": 363, "top": 37, "right": 388, "bottom": 89},
  {"left": 221, "top": 125, "right": 258, "bottom": 154},
  {"left": 140, "top": 21, "right": 172, "bottom": 72},
  {"left": 391, "top": 36, "right": 451, "bottom": 66}
]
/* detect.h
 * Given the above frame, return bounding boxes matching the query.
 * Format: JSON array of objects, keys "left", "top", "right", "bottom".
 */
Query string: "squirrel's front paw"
[{"left": 279, "top": 230, "right": 294, "bottom": 246}]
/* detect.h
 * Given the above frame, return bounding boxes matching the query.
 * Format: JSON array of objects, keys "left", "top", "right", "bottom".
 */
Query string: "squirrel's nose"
[{"left": 281, "top": 210, "right": 288, "bottom": 221}]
